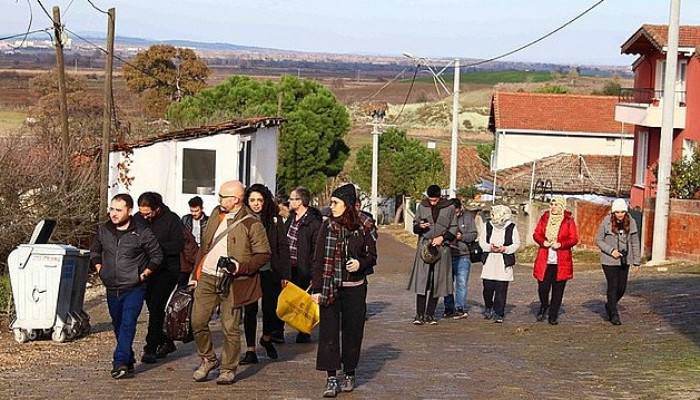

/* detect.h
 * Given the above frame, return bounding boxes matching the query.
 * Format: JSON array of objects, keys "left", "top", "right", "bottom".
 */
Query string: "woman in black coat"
[
  {"left": 240, "top": 184, "right": 291, "bottom": 364},
  {"left": 311, "top": 183, "right": 378, "bottom": 398}
]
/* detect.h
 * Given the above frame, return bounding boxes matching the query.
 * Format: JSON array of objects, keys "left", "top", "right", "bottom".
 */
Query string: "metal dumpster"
[{"left": 8, "top": 244, "right": 91, "bottom": 343}]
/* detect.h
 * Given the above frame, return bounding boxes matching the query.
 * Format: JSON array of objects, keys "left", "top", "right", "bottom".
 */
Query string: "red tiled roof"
[
  {"left": 111, "top": 117, "right": 283, "bottom": 151},
  {"left": 484, "top": 153, "right": 632, "bottom": 197},
  {"left": 622, "top": 24, "right": 700, "bottom": 54},
  {"left": 439, "top": 146, "right": 489, "bottom": 187},
  {"left": 490, "top": 92, "right": 632, "bottom": 135}
]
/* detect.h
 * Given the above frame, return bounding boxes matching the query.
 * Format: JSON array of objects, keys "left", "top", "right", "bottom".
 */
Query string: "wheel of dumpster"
[
  {"left": 13, "top": 329, "right": 28, "bottom": 344},
  {"left": 27, "top": 330, "right": 38, "bottom": 341},
  {"left": 52, "top": 328, "right": 67, "bottom": 343}
]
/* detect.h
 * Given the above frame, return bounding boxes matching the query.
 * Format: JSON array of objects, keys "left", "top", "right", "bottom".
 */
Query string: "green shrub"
[{"left": 0, "top": 274, "right": 11, "bottom": 314}]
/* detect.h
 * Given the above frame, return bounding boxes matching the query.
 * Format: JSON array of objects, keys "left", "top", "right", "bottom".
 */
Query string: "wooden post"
[
  {"left": 100, "top": 8, "right": 116, "bottom": 215},
  {"left": 52, "top": 6, "right": 70, "bottom": 180}
]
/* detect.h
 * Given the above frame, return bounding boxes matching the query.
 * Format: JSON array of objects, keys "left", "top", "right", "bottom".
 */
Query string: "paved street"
[{"left": 1, "top": 232, "right": 699, "bottom": 399}]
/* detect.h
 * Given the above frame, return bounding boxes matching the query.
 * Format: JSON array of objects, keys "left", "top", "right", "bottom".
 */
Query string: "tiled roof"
[
  {"left": 439, "top": 146, "right": 489, "bottom": 187},
  {"left": 485, "top": 153, "right": 632, "bottom": 196},
  {"left": 111, "top": 117, "right": 283, "bottom": 151},
  {"left": 622, "top": 24, "right": 700, "bottom": 54},
  {"left": 490, "top": 92, "right": 632, "bottom": 135}
]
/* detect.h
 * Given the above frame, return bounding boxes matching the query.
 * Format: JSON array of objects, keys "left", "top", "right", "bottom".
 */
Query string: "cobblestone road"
[{"left": 1, "top": 232, "right": 699, "bottom": 399}]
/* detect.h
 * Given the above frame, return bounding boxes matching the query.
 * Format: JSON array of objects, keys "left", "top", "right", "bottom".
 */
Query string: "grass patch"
[
  {"left": 0, "top": 110, "right": 25, "bottom": 131},
  {"left": 414, "top": 70, "right": 553, "bottom": 85},
  {"left": 0, "top": 274, "right": 11, "bottom": 314}
]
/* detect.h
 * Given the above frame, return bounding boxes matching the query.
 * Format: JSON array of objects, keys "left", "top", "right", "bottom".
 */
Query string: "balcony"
[{"left": 615, "top": 88, "right": 686, "bottom": 129}]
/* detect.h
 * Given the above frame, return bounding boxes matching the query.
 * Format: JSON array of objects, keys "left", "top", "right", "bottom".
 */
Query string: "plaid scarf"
[
  {"left": 287, "top": 212, "right": 305, "bottom": 267},
  {"left": 320, "top": 213, "right": 377, "bottom": 306}
]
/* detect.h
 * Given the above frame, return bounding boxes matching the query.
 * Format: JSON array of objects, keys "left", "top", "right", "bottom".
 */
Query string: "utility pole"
[
  {"left": 449, "top": 59, "right": 460, "bottom": 198},
  {"left": 651, "top": 0, "right": 681, "bottom": 263},
  {"left": 100, "top": 8, "right": 115, "bottom": 214},
  {"left": 52, "top": 6, "right": 70, "bottom": 180},
  {"left": 370, "top": 118, "right": 381, "bottom": 220}
]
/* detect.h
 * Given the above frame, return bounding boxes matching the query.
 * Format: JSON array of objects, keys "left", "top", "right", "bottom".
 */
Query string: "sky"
[{"left": 2, "top": 0, "right": 699, "bottom": 66}]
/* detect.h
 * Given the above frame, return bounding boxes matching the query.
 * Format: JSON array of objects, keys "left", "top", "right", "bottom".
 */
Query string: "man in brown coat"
[{"left": 189, "top": 180, "right": 271, "bottom": 385}]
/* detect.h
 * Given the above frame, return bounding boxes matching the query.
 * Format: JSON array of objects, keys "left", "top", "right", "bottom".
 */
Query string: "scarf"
[
  {"left": 319, "top": 213, "right": 376, "bottom": 306},
  {"left": 490, "top": 205, "right": 512, "bottom": 229},
  {"left": 545, "top": 197, "right": 566, "bottom": 242}
]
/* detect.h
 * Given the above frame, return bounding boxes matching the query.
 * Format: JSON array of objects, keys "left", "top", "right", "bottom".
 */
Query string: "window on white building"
[
  {"left": 183, "top": 149, "right": 216, "bottom": 194},
  {"left": 238, "top": 137, "right": 252, "bottom": 187},
  {"left": 635, "top": 131, "right": 649, "bottom": 186}
]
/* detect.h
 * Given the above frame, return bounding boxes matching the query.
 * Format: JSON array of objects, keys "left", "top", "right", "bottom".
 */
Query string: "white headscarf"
[{"left": 490, "top": 205, "right": 512, "bottom": 229}]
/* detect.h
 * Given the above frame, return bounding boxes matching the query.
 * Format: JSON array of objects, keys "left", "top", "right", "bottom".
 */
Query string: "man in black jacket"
[
  {"left": 134, "top": 192, "right": 184, "bottom": 363},
  {"left": 90, "top": 193, "right": 163, "bottom": 379},
  {"left": 285, "top": 186, "right": 322, "bottom": 343},
  {"left": 181, "top": 196, "right": 209, "bottom": 246}
]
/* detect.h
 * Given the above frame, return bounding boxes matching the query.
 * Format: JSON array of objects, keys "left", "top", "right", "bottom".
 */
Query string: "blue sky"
[{"left": 2, "top": 0, "right": 699, "bottom": 65}]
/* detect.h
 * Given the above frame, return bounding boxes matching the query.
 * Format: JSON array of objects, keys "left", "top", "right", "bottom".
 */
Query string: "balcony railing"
[{"left": 618, "top": 87, "right": 686, "bottom": 106}]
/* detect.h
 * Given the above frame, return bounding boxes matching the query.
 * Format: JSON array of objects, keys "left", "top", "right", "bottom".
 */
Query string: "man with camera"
[{"left": 189, "top": 180, "right": 271, "bottom": 385}]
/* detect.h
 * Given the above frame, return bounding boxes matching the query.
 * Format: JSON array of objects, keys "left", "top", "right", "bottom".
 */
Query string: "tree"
[
  {"left": 476, "top": 142, "right": 494, "bottom": 165},
  {"left": 591, "top": 80, "right": 622, "bottom": 96},
  {"left": 167, "top": 75, "right": 350, "bottom": 194},
  {"left": 350, "top": 127, "right": 445, "bottom": 201},
  {"left": 535, "top": 84, "right": 569, "bottom": 94},
  {"left": 123, "top": 45, "right": 209, "bottom": 117}
]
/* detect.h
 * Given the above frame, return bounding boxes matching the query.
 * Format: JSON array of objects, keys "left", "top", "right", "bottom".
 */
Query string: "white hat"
[{"left": 611, "top": 198, "right": 628, "bottom": 213}]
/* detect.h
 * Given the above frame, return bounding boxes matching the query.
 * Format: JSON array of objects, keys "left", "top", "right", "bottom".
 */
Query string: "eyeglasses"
[{"left": 218, "top": 194, "right": 239, "bottom": 200}]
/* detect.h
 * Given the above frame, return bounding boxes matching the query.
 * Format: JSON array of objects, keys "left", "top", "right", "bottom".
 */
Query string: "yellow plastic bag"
[{"left": 276, "top": 282, "right": 320, "bottom": 334}]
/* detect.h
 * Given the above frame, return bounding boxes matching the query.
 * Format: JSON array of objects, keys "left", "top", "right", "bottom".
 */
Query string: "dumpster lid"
[
  {"left": 29, "top": 219, "right": 56, "bottom": 245},
  {"left": 18, "top": 244, "right": 81, "bottom": 255}
]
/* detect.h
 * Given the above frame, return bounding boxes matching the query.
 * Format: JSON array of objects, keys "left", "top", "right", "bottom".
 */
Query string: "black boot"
[
  {"left": 259, "top": 337, "right": 278, "bottom": 360},
  {"left": 610, "top": 314, "right": 622, "bottom": 326},
  {"left": 536, "top": 305, "right": 548, "bottom": 322},
  {"left": 239, "top": 351, "right": 258, "bottom": 365}
]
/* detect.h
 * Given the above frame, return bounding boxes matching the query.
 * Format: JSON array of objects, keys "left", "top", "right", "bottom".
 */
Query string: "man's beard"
[{"left": 114, "top": 216, "right": 130, "bottom": 228}]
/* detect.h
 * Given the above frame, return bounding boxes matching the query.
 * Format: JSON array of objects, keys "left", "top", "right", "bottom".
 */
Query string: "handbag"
[
  {"left": 419, "top": 240, "right": 442, "bottom": 264},
  {"left": 467, "top": 241, "right": 483, "bottom": 264},
  {"left": 276, "top": 282, "right": 320, "bottom": 334},
  {"left": 163, "top": 286, "right": 195, "bottom": 343}
]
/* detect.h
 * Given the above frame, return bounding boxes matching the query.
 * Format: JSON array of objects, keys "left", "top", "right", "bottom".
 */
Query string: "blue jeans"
[
  {"left": 444, "top": 256, "right": 471, "bottom": 313},
  {"left": 106, "top": 285, "right": 146, "bottom": 368}
]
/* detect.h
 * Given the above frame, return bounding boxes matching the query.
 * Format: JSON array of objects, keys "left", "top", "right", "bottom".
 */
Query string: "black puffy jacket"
[{"left": 133, "top": 205, "right": 184, "bottom": 273}]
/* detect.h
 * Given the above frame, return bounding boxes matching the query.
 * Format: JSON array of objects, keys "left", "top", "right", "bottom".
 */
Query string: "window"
[
  {"left": 655, "top": 59, "right": 688, "bottom": 104},
  {"left": 182, "top": 149, "right": 216, "bottom": 194},
  {"left": 635, "top": 131, "right": 649, "bottom": 186},
  {"left": 238, "top": 137, "right": 252, "bottom": 187}
]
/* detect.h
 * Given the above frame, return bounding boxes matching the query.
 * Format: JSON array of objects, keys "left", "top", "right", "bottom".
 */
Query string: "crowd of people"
[{"left": 89, "top": 180, "right": 640, "bottom": 397}]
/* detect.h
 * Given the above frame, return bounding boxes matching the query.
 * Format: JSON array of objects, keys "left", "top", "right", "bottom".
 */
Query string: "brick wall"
[
  {"left": 572, "top": 200, "right": 611, "bottom": 249},
  {"left": 643, "top": 198, "right": 700, "bottom": 262}
]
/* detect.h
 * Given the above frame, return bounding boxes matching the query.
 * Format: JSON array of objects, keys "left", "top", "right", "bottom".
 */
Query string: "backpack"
[
  {"left": 163, "top": 286, "right": 195, "bottom": 343},
  {"left": 482, "top": 222, "right": 516, "bottom": 267}
]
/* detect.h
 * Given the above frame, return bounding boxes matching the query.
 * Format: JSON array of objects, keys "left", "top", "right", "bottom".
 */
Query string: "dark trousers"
[
  {"left": 416, "top": 265, "right": 438, "bottom": 317},
  {"left": 538, "top": 264, "right": 568, "bottom": 320},
  {"left": 243, "top": 270, "right": 284, "bottom": 347},
  {"left": 317, "top": 284, "right": 367, "bottom": 373},
  {"left": 602, "top": 264, "right": 630, "bottom": 317},
  {"left": 144, "top": 269, "right": 179, "bottom": 353},
  {"left": 482, "top": 279, "right": 509, "bottom": 318},
  {"left": 106, "top": 286, "right": 145, "bottom": 368}
]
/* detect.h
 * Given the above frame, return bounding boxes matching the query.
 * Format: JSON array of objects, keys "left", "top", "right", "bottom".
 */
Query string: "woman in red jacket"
[{"left": 532, "top": 197, "right": 579, "bottom": 325}]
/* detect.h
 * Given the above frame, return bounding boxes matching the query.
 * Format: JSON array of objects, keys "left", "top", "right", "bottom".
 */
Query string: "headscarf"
[
  {"left": 490, "top": 205, "right": 512, "bottom": 229},
  {"left": 545, "top": 197, "right": 566, "bottom": 242}
]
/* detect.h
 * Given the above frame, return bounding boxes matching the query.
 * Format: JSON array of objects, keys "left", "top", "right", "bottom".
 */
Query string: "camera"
[
  {"left": 619, "top": 249, "right": 628, "bottom": 266},
  {"left": 216, "top": 256, "right": 238, "bottom": 274}
]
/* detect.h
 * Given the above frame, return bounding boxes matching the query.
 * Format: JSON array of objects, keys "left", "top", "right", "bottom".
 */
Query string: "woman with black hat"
[{"left": 311, "top": 183, "right": 378, "bottom": 398}]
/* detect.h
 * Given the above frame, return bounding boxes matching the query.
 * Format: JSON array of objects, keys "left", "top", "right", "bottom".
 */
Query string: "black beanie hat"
[
  {"left": 331, "top": 183, "right": 357, "bottom": 208},
  {"left": 426, "top": 184, "right": 441, "bottom": 198}
]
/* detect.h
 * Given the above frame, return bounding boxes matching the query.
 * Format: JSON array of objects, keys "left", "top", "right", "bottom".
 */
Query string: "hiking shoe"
[
  {"left": 295, "top": 333, "right": 311, "bottom": 343},
  {"left": 270, "top": 331, "right": 285, "bottom": 344},
  {"left": 216, "top": 369, "right": 236, "bottom": 385},
  {"left": 193, "top": 357, "right": 220, "bottom": 382},
  {"left": 110, "top": 365, "right": 131, "bottom": 380},
  {"left": 424, "top": 315, "right": 438, "bottom": 325},
  {"left": 260, "top": 337, "right": 279, "bottom": 359},
  {"left": 483, "top": 308, "right": 493, "bottom": 320},
  {"left": 323, "top": 376, "right": 341, "bottom": 398},
  {"left": 141, "top": 352, "right": 158, "bottom": 364},
  {"left": 453, "top": 309, "right": 469, "bottom": 320},
  {"left": 341, "top": 374, "right": 356, "bottom": 392},
  {"left": 494, "top": 316, "right": 504, "bottom": 323},
  {"left": 412, "top": 315, "right": 424, "bottom": 325},
  {"left": 155, "top": 341, "right": 176, "bottom": 358},
  {"left": 239, "top": 351, "right": 258, "bottom": 365}
]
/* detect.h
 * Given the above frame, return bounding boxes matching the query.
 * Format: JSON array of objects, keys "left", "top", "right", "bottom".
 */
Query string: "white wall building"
[
  {"left": 108, "top": 117, "right": 282, "bottom": 217},
  {"left": 489, "top": 92, "right": 634, "bottom": 170}
]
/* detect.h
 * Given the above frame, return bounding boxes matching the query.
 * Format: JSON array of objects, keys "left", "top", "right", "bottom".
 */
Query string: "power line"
[
  {"left": 86, "top": 0, "right": 108, "bottom": 14},
  {"left": 0, "top": 28, "right": 50, "bottom": 42},
  {"left": 9, "top": 0, "right": 33, "bottom": 49},
  {"left": 392, "top": 64, "right": 419, "bottom": 123},
  {"left": 34, "top": 0, "right": 54, "bottom": 22},
  {"left": 362, "top": 66, "right": 409, "bottom": 102}
]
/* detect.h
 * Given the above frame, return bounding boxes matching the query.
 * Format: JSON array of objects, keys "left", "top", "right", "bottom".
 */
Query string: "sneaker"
[
  {"left": 141, "top": 352, "right": 158, "bottom": 364},
  {"left": 296, "top": 333, "right": 311, "bottom": 343},
  {"left": 482, "top": 308, "right": 493, "bottom": 320},
  {"left": 610, "top": 314, "right": 622, "bottom": 326},
  {"left": 453, "top": 309, "right": 469, "bottom": 320},
  {"left": 341, "top": 374, "right": 356, "bottom": 392},
  {"left": 110, "top": 365, "right": 131, "bottom": 380},
  {"left": 193, "top": 357, "right": 220, "bottom": 382},
  {"left": 424, "top": 315, "right": 438, "bottom": 325},
  {"left": 412, "top": 315, "right": 424, "bottom": 325},
  {"left": 323, "top": 376, "right": 341, "bottom": 398},
  {"left": 494, "top": 316, "right": 504, "bottom": 323},
  {"left": 216, "top": 369, "right": 236, "bottom": 385},
  {"left": 270, "top": 331, "right": 285, "bottom": 344},
  {"left": 259, "top": 337, "right": 279, "bottom": 360},
  {"left": 127, "top": 363, "right": 134, "bottom": 373},
  {"left": 239, "top": 351, "right": 258, "bottom": 365},
  {"left": 443, "top": 310, "right": 456, "bottom": 319},
  {"left": 155, "top": 341, "right": 176, "bottom": 359}
]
